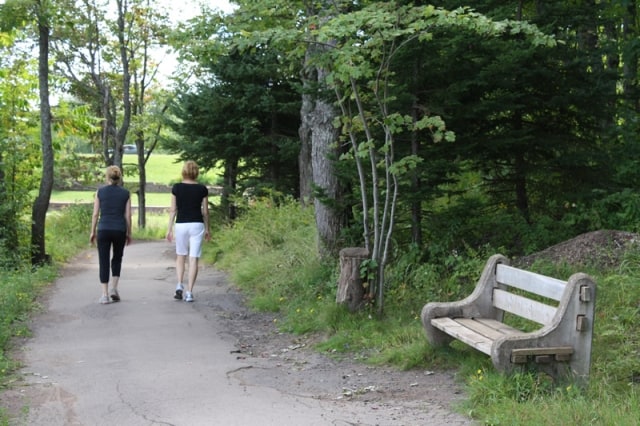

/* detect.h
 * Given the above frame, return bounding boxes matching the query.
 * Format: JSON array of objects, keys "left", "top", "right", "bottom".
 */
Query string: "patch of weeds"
[
  {"left": 45, "top": 204, "right": 93, "bottom": 262},
  {"left": 0, "top": 263, "right": 56, "bottom": 389}
]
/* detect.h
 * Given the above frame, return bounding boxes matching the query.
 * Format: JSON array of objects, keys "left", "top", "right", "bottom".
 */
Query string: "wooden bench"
[{"left": 421, "top": 254, "right": 596, "bottom": 385}]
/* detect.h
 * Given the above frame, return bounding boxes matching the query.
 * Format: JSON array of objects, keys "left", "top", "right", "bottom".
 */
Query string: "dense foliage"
[
  {"left": 0, "top": 29, "right": 40, "bottom": 266},
  {"left": 167, "top": 45, "right": 301, "bottom": 218},
  {"left": 166, "top": 0, "right": 640, "bottom": 268}
]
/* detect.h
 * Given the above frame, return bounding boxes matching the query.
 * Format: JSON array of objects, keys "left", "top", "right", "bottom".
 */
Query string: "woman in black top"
[
  {"left": 166, "top": 160, "right": 210, "bottom": 302},
  {"left": 90, "top": 166, "right": 132, "bottom": 304}
]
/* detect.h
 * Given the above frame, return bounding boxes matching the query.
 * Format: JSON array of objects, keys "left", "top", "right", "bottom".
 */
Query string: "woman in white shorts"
[{"left": 166, "top": 161, "right": 210, "bottom": 302}]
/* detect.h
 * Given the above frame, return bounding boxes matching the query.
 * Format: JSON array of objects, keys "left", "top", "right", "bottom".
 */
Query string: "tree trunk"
[
  {"left": 336, "top": 247, "right": 369, "bottom": 312},
  {"left": 311, "top": 83, "right": 343, "bottom": 258},
  {"left": 303, "top": 50, "right": 344, "bottom": 258},
  {"left": 301, "top": 2, "right": 347, "bottom": 259},
  {"left": 222, "top": 159, "right": 238, "bottom": 220},
  {"left": 31, "top": 12, "right": 53, "bottom": 265},
  {"left": 410, "top": 96, "right": 422, "bottom": 247},
  {"left": 623, "top": 0, "right": 639, "bottom": 113},
  {"left": 136, "top": 135, "right": 146, "bottom": 228},
  {"left": 298, "top": 68, "right": 314, "bottom": 206},
  {"left": 115, "top": 0, "right": 131, "bottom": 171},
  {"left": 514, "top": 155, "right": 530, "bottom": 224}
]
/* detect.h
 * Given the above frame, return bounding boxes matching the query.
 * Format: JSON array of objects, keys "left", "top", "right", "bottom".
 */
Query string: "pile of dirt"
[{"left": 514, "top": 230, "right": 640, "bottom": 269}]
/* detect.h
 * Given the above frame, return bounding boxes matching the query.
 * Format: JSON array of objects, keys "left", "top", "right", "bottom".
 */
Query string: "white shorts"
[{"left": 174, "top": 222, "right": 205, "bottom": 258}]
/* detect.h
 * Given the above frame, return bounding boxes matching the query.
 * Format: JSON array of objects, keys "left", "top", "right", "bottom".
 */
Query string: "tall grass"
[
  {"left": 0, "top": 264, "right": 57, "bottom": 425},
  {"left": 45, "top": 205, "right": 95, "bottom": 262},
  {"left": 45, "top": 205, "right": 167, "bottom": 263},
  {"left": 206, "top": 197, "right": 330, "bottom": 315}
]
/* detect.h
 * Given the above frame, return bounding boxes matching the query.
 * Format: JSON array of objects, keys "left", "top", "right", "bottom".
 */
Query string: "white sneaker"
[
  {"left": 174, "top": 284, "right": 184, "bottom": 300},
  {"left": 184, "top": 291, "right": 194, "bottom": 302}
]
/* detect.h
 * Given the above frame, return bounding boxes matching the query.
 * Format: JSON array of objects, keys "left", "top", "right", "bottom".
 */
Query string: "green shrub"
[{"left": 45, "top": 204, "right": 93, "bottom": 262}]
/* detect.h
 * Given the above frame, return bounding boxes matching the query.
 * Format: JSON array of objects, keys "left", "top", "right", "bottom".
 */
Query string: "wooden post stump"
[{"left": 337, "top": 247, "right": 369, "bottom": 312}]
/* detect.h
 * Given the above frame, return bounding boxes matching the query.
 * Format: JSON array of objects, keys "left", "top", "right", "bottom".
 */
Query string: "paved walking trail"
[{"left": 1, "top": 241, "right": 475, "bottom": 425}]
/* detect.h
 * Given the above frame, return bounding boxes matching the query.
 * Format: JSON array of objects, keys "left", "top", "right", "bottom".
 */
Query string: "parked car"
[
  {"left": 107, "top": 144, "right": 140, "bottom": 155},
  {"left": 123, "top": 144, "right": 137, "bottom": 154}
]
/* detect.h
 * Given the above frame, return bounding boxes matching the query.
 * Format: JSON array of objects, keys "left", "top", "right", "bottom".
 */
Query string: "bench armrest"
[{"left": 421, "top": 254, "right": 509, "bottom": 346}]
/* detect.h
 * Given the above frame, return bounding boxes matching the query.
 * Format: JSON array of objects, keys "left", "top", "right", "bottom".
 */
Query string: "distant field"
[
  {"left": 51, "top": 154, "right": 220, "bottom": 206},
  {"left": 51, "top": 191, "right": 171, "bottom": 206},
  {"left": 123, "top": 154, "right": 220, "bottom": 185}
]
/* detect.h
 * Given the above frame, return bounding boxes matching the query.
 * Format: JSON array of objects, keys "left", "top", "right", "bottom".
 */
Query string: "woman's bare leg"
[
  {"left": 187, "top": 256, "right": 199, "bottom": 292},
  {"left": 176, "top": 254, "right": 186, "bottom": 284}
]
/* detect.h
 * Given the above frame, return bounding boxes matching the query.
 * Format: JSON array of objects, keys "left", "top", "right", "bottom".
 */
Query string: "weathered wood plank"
[
  {"left": 493, "top": 288, "right": 557, "bottom": 325},
  {"left": 455, "top": 318, "right": 513, "bottom": 341},
  {"left": 511, "top": 347, "right": 573, "bottom": 364},
  {"left": 474, "top": 318, "right": 523, "bottom": 336},
  {"left": 511, "top": 346, "right": 573, "bottom": 356},
  {"left": 430, "top": 317, "right": 493, "bottom": 355},
  {"left": 422, "top": 256, "right": 596, "bottom": 384},
  {"left": 496, "top": 264, "right": 566, "bottom": 301}
]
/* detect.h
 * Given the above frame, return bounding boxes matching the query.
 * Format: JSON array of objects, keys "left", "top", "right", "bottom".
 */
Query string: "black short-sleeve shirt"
[
  {"left": 172, "top": 183, "right": 208, "bottom": 223},
  {"left": 97, "top": 185, "right": 130, "bottom": 232}
]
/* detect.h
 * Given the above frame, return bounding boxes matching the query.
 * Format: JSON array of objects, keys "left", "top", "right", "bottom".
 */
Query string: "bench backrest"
[{"left": 494, "top": 264, "right": 567, "bottom": 325}]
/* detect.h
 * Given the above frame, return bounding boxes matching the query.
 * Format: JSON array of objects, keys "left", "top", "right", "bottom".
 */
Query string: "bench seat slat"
[
  {"left": 431, "top": 317, "right": 574, "bottom": 362},
  {"left": 464, "top": 318, "right": 523, "bottom": 338},
  {"left": 493, "top": 288, "right": 557, "bottom": 325},
  {"left": 431, "top": 317, "right": 493, "bottom": 355},
  {"left": 496, "top": 264, "right": 566, "bottom": 301},
  {"left": 455, "top": 318, "right": 520, "bottom": 341}
]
